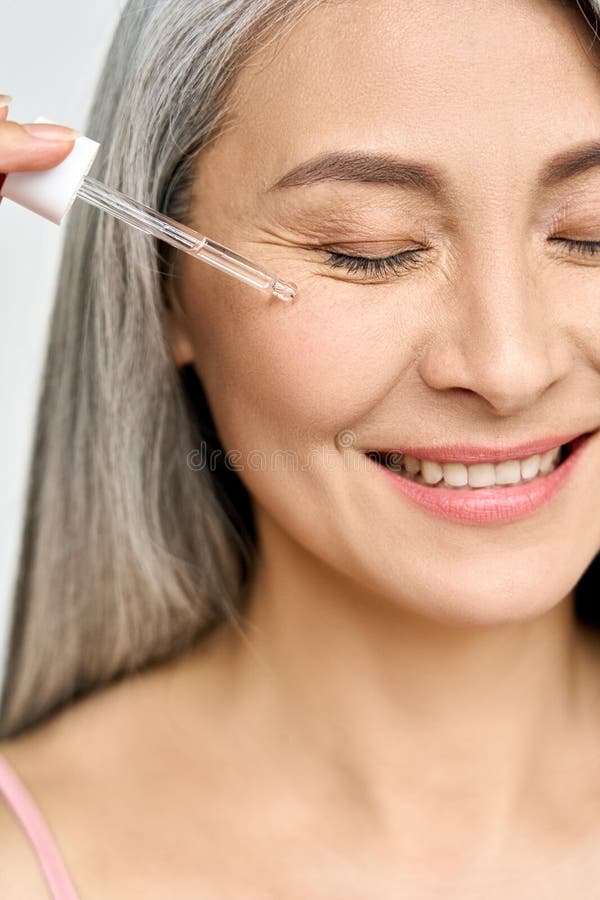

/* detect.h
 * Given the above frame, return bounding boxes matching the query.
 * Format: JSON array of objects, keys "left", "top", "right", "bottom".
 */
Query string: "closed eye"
[
  {"left": 325, "top": 237, "right": 600, "bottom": 281},
  {"left": 552, "top": 237, "right": 600, "bottom": 256},
  {"left": 324, "top": 248, "right": 427, "bottom": 279}
]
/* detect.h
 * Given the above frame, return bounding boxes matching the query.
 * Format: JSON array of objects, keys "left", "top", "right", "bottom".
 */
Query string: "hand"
[{"left": 0, "top": 95, "right": 79, "bottom": 204}]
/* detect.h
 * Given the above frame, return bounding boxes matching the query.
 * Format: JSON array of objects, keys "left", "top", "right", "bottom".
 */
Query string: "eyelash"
[
  {"left": 325, "top": 248, "right": 424, "bottom": 278},
  {"left": 325, "top": 238, "right": 600, "bottom": 279}
]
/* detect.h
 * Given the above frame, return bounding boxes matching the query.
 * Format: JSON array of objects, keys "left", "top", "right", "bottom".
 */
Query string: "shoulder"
[
  {"left": 0, "top": 649, "right": 224, "bottom": 898},
  {"left": 0, "top": 674, "right": 149, "bottom": 898},
  {"left": 0, "top": 659, "right": 188, "bottom": 892},
  {"left": 0, "top": 737, "right": 66, "bottom": 898}
]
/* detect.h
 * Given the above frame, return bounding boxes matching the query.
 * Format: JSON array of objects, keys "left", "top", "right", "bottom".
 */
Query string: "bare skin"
[{"left": 3, "top": 0, "right": 600, "bottom": 897}]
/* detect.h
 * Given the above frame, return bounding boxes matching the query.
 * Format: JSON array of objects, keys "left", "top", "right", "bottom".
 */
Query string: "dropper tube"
[{"left": 76, "top": 175, "right": 298, "bottom": 303}]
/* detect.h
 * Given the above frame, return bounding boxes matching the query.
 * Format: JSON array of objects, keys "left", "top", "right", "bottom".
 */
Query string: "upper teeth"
[{"left": 385, "top": 446, "right": 561, "bottom": 487}]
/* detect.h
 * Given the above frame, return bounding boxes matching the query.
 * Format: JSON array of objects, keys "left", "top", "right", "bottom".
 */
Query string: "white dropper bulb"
[{"left": 1, "top": 116, "right": 99, "bottom": 225}]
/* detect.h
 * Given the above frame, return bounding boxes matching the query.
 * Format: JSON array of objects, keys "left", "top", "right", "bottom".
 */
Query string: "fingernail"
[
  {"left": 0, "top": 94, "right": 13, "bottom": 109},
  {"left": 22, "top": 123, "right": 80, "bottom": 142}
]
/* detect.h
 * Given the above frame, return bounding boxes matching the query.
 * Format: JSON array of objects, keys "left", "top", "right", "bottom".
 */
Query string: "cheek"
[{"left": 182, "top": 274, "right": 418, "bottom": 449}]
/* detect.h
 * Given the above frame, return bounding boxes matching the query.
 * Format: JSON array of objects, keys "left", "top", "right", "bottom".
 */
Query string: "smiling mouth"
[{"left": 364, "top": 433, "right": 593, "bottom": 491}]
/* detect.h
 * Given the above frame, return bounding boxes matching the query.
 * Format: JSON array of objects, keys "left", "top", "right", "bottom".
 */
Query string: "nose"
[{"left": 416, "top": 236, "right": 572, "bottom": 417}]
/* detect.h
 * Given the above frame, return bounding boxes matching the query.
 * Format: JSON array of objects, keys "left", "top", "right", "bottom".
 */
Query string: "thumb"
[{"left": 0, "top": 120, "right": 79, "bottom": 175}]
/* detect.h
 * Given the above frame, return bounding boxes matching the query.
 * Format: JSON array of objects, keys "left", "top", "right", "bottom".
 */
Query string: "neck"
[{"left": 179, "top": 510, "right": 599, "bottom": 866}]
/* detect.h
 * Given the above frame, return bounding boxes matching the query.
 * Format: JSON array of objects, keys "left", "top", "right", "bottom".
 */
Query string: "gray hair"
[
  {"left": 0, "top": 0, "right": 324, "bottom": 738},
  {"left": 2, "top": 0, "right": 600, "bottom": 738}
]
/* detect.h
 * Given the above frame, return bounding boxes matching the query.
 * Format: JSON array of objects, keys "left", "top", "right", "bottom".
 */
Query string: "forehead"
[{"left": 203, "top": 0, "right": 600, "bottom": 207}]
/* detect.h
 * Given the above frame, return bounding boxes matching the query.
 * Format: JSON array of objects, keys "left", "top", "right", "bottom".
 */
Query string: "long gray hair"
[
  {"left": 2, "top": 0, "right": 600, "bottom": 738},
  {"left": 0, "top": 0, "right": 324, "bottom": 738}
]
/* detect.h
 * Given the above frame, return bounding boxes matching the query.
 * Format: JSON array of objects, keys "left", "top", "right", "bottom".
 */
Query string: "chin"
[{"left": 352, "top": 547, "right": 579, "bottom": 628}]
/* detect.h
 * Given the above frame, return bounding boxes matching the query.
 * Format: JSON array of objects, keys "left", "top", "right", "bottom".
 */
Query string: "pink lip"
[
  {"left": 369, "top": 431, "right": 595, "bottom": 525},
  {"left": 371, "top": 430, "right": 586, "bottom": 465}
]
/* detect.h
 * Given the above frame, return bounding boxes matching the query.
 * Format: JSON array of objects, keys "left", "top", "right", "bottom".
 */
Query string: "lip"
[
  {"left": 367, "top": 430, "right": 596, "bottom": 525},
  {"left": 368, "top": 429, "right": 587, "bottom": 465}
]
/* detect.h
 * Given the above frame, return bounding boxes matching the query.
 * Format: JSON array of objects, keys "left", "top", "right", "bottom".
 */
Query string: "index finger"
[
  {"left": 0, "top": 95, "right": 11, "bottom": 123},
  {"left": 0, "top": 96, "right": 11, "bottom": 197}
]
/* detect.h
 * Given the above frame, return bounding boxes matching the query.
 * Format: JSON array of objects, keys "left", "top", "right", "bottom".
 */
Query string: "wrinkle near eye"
[
  {"left": 262, "top": 191, "right": 440, "bottom": 243},
  {"left": 264, "top": 213, "right": 434, "bottom": 248},
  {"left": 268, "top": 208, "right": 380, "bottom": 242}
]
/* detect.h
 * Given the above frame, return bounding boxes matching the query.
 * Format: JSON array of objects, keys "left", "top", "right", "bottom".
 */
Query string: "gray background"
[{"left": 0, "top": 1, "right": 124, "bottom": 687}]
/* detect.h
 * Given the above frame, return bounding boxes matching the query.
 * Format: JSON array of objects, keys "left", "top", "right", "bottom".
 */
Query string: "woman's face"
[{"left": 168, "top": 0, "right": 600, "bottom": 625}]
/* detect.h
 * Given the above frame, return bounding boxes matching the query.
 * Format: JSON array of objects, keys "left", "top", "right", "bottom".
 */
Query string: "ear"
[{"left": 163, "top": 279, "right": 195, "bottom": 368}]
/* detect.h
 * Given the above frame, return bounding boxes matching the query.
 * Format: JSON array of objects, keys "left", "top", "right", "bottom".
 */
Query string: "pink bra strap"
[{"left": 0, "top": 752, "right": 80, "bottom": 900}]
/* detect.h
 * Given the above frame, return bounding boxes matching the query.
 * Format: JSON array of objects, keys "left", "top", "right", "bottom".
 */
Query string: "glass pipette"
[
  {"left": 0, "top": 116, "right": 299, "bottom": 300},
  {"left": 76, "top": 175, "right": 298, "bottom": 303}
]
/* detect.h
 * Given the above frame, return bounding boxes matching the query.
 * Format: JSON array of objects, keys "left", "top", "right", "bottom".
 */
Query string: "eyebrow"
[
  {"left": 266, "top": 141, "right": 600, "bottom": 196},
  {"left": 538, "top": 140, "right": 600, "bottom": 187},
  {"left": 267, "top": 151, "right": 444, "bottom": 197}
]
